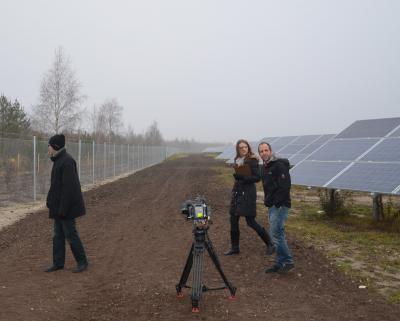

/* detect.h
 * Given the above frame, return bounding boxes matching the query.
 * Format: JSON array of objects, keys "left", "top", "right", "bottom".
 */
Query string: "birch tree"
[{"left": 32, "top": 47, "right": 85, "bottom": 133}]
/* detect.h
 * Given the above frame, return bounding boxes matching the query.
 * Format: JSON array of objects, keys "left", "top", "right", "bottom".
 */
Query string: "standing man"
[
  {"left": 258, "top": 142, "right": 294, "bottom": 273},
  {"left": 45, "top": 134, "right": 88, "bottom": 273}
]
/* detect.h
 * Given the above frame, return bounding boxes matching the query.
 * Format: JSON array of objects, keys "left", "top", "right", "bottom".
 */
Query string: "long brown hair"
[{"left": 234, "top": 139, "right": 257, "bottom": 161}]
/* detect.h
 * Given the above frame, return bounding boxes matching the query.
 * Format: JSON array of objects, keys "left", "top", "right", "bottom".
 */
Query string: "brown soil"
[{"left": 0, "top": 155, "right": 399, "bottom": 321}]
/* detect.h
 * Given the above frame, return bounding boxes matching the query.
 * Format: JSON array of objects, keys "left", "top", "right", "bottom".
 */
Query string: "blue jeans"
[
  {"left": 53, "top": 218, "right": 88, "bottom": 267},
  {"left": 268, "top": 206, "right": 293, "bottom": 266}
]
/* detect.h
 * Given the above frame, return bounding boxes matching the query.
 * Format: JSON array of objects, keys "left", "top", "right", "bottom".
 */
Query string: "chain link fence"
[{"left": 0, "top": 136, "right": 177, "bottom": 207}]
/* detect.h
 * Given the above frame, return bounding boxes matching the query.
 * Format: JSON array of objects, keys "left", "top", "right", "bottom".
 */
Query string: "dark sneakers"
[
  {"left": 265, "top": 263, "right": 294, "bottom": 274},
  {"left": 44, "top": 265, "right": 64, "bottom": 272},
  {"left": 278, "top": 263, "right": 295, "bottom": 273},
  {"left": 265, "top": 264, "right": 281, "bottom": 273},
  {"left": 72, "top": 263, "right": 88, "bottom": 273}
]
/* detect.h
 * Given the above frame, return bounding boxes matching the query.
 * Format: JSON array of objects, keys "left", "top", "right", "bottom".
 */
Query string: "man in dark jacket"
[
  {"left": 258, "top": 142, "right": 294, "bottom": 273},
  {"left": 45, "top": 134, "right": 88, "bottom": 273}
]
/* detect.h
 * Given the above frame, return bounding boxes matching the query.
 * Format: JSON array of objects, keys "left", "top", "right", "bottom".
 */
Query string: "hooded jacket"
[
  {"left": 260, "top": 154, "right": 291, "bottom": 208},
  {"left": 46, "top": 148, "right": 86, "bottom": 219}
]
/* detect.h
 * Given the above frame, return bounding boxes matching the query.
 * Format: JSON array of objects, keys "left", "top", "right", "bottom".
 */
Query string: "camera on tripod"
[
  {"left": 177, "top": 196, "right": 236, "bottom": 313},
  {"left": 181, "top": 196, "right": 211, "bottom": 227}
]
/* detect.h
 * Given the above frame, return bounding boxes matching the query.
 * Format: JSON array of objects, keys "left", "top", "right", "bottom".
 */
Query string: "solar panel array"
[
  {"left": 221, "top": 134, "right": 335, "bottom": 165},
  {"left": 291, "top": 118, "right": 400, "bottom": 195},
  {"left": 213, "top": 117, "right": 400, "bottom": 195}
]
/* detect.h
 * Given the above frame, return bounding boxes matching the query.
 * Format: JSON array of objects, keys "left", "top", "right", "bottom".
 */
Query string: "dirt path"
[{"left": 0, "top": 155, "right": 399, "bottom": 321}]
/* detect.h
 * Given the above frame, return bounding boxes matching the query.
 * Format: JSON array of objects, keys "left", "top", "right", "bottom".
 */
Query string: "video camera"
[{"left": 181, "top": 196, "right": 211, "bottom": 227}]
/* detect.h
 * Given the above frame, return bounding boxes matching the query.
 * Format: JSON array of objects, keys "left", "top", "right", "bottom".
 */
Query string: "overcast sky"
[{"left": 1, "top": 0, "right": 399, "bottom": 143}]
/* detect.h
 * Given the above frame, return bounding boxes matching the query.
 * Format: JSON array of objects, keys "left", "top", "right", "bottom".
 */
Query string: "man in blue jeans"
[{"left": 258, "top": 142, "right": 294, "bottom": 273}]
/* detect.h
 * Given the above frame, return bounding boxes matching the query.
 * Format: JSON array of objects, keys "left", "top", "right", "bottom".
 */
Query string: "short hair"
[{"left": 258, "top": 141, "right": 272, "bottom": 152}]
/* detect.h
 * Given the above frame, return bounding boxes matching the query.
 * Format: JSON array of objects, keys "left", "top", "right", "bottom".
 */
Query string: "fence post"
[
  {"left": 142, "top": 145, "right": 144, "bottom": 168},
  {"left": 114, "top": 143, "right": 116, "bottom": 177},
  {"left": 92, "top": 141, "right": 95, "bottom": 184},
  {"left": 121, "top": 144, "right": 123, "bottom": 174},
  {"left": 33, "top": 136, "right": 37, "bottom": 202},
  {"left": 103, "top": 142, "right": 106, "bottom": 179},
  {"left": 127, "top": 144, "right": 130, "bottom": 171},
  {"left": 78, "top": 139, "right": 81, "bottom": 179}
]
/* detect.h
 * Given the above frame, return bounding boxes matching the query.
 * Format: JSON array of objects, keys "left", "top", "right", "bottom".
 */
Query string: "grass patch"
[
  {"left": 214, "top": 164, "right": 234, "bottom": 187},
  {"left": 203, "top": 152, "right": 220, "bottom": 158},
  {"left": 166, "top": 153, "right": 189, "bottom": 161}
]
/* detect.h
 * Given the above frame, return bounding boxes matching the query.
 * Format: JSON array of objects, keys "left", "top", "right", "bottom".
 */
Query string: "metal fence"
[{"left": 0, "top": 136, "right": 177, "bottom": 206}]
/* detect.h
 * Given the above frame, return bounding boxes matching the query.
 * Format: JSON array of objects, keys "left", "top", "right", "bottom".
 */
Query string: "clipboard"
[{"left": 234, "top": 164, "right": 251, "bottom": 176}]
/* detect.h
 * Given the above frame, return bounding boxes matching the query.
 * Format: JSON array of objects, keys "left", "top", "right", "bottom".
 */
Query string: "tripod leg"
[
  {"left": 176, "top": 244, "right": 194, "bottom": 295},
  {"left": 191, "top": 242, "right": 205, "bottom": 310},
  {"left": 205, "top": 237, "right": 237, "bottom": 297}
]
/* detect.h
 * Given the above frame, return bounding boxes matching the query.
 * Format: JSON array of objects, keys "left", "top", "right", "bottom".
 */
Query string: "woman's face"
[{"left": 238, "top": 142, "right": 249, "bottom": 157}]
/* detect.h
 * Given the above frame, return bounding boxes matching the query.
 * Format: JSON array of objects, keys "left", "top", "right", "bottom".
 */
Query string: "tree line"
[{"left": 1, "top": 47, "right": 222, "bottom": 151}]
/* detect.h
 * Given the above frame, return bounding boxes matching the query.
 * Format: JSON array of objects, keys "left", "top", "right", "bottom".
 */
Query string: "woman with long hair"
[{"left": 225, "top": 139, "right": 275, "bottom": 256}]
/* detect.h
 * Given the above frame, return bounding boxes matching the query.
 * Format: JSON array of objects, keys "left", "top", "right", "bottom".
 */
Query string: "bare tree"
[
  {"left": 99, "top": 98, "right": 123, "bottom": 141},
  {"left": 31, "top": 46, "right": 85, "bottom": 133},
  {"left": 144, "top": 121, "right": 163, "bottom": 146},
  {"left": 88, "top": 104, "right": 106, "bottom": 142}
]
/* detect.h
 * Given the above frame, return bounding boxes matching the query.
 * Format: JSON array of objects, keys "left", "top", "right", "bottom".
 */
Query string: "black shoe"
[
  {"left": 44, "top": 265, "right": 64, "bottom": 272},
  {"left": 266, "top": 244, "right": 276, "bottom": 256},
  {"left": 72, "top": 263, "right": 88, "bottom": 273},
  {"left": 224, "top": 248, "right": 240, "bottom": 256},
  {"left": 265, "top": 264, "right": 281, "bottom": 273},
  {"left": 278, "top": 263, "right": 295, "bottom": 274}
]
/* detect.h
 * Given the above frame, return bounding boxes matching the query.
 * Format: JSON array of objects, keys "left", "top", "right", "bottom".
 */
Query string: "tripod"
[{"left": 176, "top": 225, "right": 236, "bottom": 313}]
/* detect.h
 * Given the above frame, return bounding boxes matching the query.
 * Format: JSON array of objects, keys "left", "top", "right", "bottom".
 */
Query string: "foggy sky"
[{"left": 1, "top": 0, "right": 399, "bottom": 143}]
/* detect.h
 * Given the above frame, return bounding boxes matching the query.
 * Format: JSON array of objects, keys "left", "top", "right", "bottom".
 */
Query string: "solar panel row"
[
  {"left": 211, "top": 117, "right": 400, "bottom": 195},
  {"left": 291, "top": 117, "right": 400, "bottom": 194}
]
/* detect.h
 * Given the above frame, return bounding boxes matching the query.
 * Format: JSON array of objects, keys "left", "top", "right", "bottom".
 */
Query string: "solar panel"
[
  {"left": 336, "top": 118, "right": 400, "bottom": 139},
  {"left": 272, "top": 136, "right": 298, "bottom": 152},
  {"left": 289, "top": 153, "right": 309, "bottom": 165},
  {"left": 361, "top": 138, "right": 400, "bottom": 162},
  {"left": 389, "top": 127, "right": 400, "bottom": 137},
  {"left": 327, "top": 163, "right": 400, "bottom": 194},
  {"left": 292, "top": 135, "right": 321, "bottom": 145},
  {"left": 307, "top": 139, "right": 379, "bottom": 161},
  {"left": 299, "top": 134, "right": 335, "bottom": 154},
  {"left": 257, "top": 134, "right": 336, "bottom": 166},
  {"left": 279, "top": 144, "right": 307, "bottom": 154},
  {"left": 290, "top": 118, "right": 400, "bottom": 194},
  {"left": 216, "top": 145, "right": 235, "bottom": 159},
  {"left": 291, "top": 161, "right": 350, "bottom": 187}
]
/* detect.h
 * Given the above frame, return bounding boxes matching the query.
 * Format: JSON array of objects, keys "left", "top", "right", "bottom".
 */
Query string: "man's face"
[
  {"left": 258, "top": 143, "right": 272, "bottom": 161},
  {"left": 48, "top": 144, "right": 56, "bottom": 156}
]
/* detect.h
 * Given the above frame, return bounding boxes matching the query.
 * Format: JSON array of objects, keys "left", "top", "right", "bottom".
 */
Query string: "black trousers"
[
  {"left": 229, "top": 215, "right": 264, "bottom": 235},
  {"left": 53, "top": 218, "right": 88, "bottom": 267}
]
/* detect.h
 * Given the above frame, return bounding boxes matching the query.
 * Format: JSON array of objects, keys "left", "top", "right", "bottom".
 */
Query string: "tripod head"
[{"left": 181, "top": 196, "right": 211, "bottom": 230}]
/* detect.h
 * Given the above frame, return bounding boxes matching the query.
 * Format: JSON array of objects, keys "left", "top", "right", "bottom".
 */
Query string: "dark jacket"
[
  {"left": 229, "top": 157, "right": 260, "bottom": 217},
  {"left": 46, "top": 149, "right": 86, "bottom": 219},
  {"left": 260, "top": 154, "right": 291, "bottom": 208}
]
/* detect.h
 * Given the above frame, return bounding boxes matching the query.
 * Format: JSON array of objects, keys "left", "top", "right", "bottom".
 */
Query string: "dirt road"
[{"left": 0, "top": 155, "right": 399, "bottom": 320}]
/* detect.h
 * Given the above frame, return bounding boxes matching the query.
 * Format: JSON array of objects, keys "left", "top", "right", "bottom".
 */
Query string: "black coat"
[
  {"left": 260, "top": 155, "right": 291, "bottom": 208},
  {"left": 46, "top": 149, "right": 86, "bottom": 219},
  {"left": 229, "top": 157, "right": 260, "bottom": 217}
]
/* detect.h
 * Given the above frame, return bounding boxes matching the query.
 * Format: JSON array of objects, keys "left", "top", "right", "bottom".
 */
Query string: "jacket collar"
[{"left": 50, "top": 147, "right": 66, "bottom": 162}]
